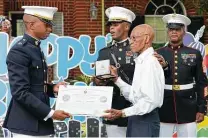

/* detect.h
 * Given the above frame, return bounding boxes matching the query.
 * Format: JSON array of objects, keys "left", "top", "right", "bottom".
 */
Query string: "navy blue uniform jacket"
[
  {"left": 157, "top": 45, "right": 207, "bottom": 123},
  {"left": 3, "top": 34, "right": 55, "bottom": 136}
]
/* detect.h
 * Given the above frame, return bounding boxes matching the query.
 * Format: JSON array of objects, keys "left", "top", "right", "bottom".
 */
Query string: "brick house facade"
[{"left": 1, "top": 0, "right": 208, "bottom": 79}]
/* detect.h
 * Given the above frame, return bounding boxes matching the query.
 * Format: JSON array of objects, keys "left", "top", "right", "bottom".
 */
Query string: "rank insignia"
[
  {"left": 126, "top": 51, "right": 133, "bottom": 57},
  {"left": 181, "top": 54, "right": 196, "bottom": 59},
  {"left": 181, "top": 54, "right": 196, "bottom": 63}
]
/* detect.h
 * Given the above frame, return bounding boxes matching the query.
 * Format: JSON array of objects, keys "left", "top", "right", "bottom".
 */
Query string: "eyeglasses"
[
  {"left": 130, "top": 34, "right": 149, "bottom": 42},
  {"left": 2, "top": 21, "right": 11, "bottom": 28},
  {"left": 24, "top": 20, "right": 36, "bottom": 23}
]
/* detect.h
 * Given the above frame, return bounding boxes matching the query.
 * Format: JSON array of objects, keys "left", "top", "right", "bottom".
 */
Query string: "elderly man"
[
  {"left": 93, "top": 6, "right": 136, "bottom": 137},
  {"left": 156, "top": 14, "right": 208, "bottom": 137},
  {"left": 3, "top": 6, "right": 71, "bottom": 138},
  {"left": 104, "top": 24, "right": 165, "bottom": 137}
]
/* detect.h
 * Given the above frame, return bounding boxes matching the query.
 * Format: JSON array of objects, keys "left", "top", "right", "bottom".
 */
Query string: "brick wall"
[{"left": 0, "top": 0, "right": 4, "bottom": 15}]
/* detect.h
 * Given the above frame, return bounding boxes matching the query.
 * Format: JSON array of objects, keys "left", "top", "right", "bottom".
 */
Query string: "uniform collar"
[
  {"left": 168, "top": 43, "right": 183, "bottom": 50},
  {"left": 112, "top": 38, "right": 130, "bottom": 47},
  {"left": 134, "top": 47, "right": 154, "bottom": 64},
  {"left": 117, "top": 38, "right": 129, "bottom": 43},
  {"left": 23, "top": 33, "right": 41, "bottom": 47}
]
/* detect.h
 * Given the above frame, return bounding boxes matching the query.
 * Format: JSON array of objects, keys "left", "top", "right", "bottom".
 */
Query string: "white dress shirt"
[
  {"left": 115, "top": 47, "right": 165, "bottom": 117},
  {"left": 44, "top": 110, "right": 54, "bottom": 121}
]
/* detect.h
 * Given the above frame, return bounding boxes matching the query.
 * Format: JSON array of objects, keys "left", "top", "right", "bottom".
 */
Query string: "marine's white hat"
[
  {"left": 162, "top": 13, "right": 191, "bottom": 29},
  {"left": 105, "top": 6, "right": 136, "bottom": 25},
  {"left": 22, "top": 6, "right": 58, "bottom": 26}
]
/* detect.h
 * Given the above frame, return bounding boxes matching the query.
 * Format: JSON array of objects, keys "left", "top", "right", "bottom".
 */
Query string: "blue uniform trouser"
[{"left": 126, "top": 108, "right": 160, "bottom": 137}]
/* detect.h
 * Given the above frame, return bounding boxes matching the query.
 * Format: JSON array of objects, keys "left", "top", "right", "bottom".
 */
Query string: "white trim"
[
  {"left": 154, "top": 4, "right": 174, "bottom": 15},
  {"left": 150, "top": 0, "right": 158, "bottom": 8},
  {"left": 179, "top": 1, "right": 187, "bottom": 16},
  {"left": 146, "top": 0, "right": 186, "bottom": 15},
  {"left": 145, "top": 15, "right": 164, "bottom": 17},
  {"left": 173, "top": 1, "right": 179, "bottom": 8}
]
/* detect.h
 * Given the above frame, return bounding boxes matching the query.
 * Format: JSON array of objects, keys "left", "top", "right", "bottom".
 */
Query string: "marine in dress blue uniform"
[
  {"left": 156, "top": 14, "right": 208, "bottom": 137},
  {"left": 3, "top": 6, "right": 70, "bottom": 137}
]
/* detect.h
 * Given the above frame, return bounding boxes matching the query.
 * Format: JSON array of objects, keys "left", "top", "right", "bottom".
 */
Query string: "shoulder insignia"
[
  {"left": 18, "top": 38, "right": 27, "bottom": 46},
  {"left": 18, "top": 42, "right": 23, "bottom": 45}
]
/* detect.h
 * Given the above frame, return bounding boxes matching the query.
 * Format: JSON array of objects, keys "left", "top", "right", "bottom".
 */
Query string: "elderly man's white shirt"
[{"left": 115, "top": 47, "right": 165, "bottom": 117}]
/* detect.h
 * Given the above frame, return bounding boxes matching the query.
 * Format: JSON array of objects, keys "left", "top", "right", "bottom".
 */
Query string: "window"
[{"left": 145, "top": 0, "right": 185, "bottom": 44}]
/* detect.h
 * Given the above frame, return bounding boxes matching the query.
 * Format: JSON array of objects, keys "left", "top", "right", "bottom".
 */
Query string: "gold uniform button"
[
  {"left": 175, "top": 67, "right": 178, "bottom": 70},
  {"left": 44, "top": 81, "right": 47, "bottom": 83},
  {"left": 175, "top": 79, "right": 178, "bottom": 82},
  {"left": 175, "top": 55, "right": 178, "bottom": 58},
  {"left": 175, "top": 51, "right": 177, "bottom": 54},
  {"left": 118, "top": 57, "right": 121, "bottom": 60},
  {"left": 175, "top": 73, "right": 178, "bottom": 75},
  {"left": 175, "top": 61, "right": 178, "bottom": 64},
  {"left": 119, "top": 48, "right": 122, "bottom": 52}
]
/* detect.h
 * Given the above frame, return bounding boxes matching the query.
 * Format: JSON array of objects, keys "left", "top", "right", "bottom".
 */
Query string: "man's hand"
[
  {"left": 102, "top": 109, "right": 122, "bottom": 120},
  {"left": 109, "top": 65, "right": 118, "bottom": 82},
  {"left": 154, "top": 52, "right": 168, "bottom": 68},
  {"left": 53, "top": 82, "right": 67, "bottom": 93},
  {"left": 196, "top": 112, "right": 204, "bottom": 123},
  {"left": 92, "top": 76, "right": 108, "bottom": 86},
  {"left": 52, "top": 110, "right": 71, "bottom": 121}
]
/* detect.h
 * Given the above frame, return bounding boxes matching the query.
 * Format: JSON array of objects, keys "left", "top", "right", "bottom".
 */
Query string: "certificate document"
[{"left": 56, "top": 85, "right": 113, "bottom": 116}]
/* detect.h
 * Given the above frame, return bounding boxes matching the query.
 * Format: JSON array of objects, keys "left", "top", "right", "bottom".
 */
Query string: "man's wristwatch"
[
  {"left": 121, "top": 110, "right": 126, "bottom": 118},
  {"left": 163, "top": 61, "right": 169, "bottom": 70}
]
